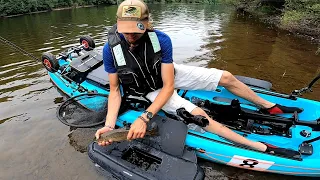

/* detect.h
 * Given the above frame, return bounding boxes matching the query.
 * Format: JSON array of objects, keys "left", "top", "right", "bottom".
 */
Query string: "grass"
[{"left": 281, "top": 10, "right": 307, "bottom": 26}]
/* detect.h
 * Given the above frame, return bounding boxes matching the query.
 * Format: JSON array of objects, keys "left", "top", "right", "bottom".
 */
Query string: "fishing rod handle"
[{"left": 308, "top": 74, "right": 320, "bottom": 89}]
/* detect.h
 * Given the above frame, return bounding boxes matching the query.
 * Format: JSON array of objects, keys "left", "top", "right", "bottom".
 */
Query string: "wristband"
[
  {"left": 104, "top": 125, "right": 114, "bottom": 130},
  {"left": 138, "top": 116, "right": 149, "bottom": 124}
]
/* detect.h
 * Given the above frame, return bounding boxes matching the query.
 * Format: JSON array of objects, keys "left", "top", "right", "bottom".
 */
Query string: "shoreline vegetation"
[
  {"left": 2, "top": 5, "right": 96, "bottom": 18},
  {"left": 228, "top": 0, "right": 320, "bottom": 43},
  {"left": 1, "top": 0, "right": 320, "bottom": 43},
  {"left": 0, "top": 0, "right": 117, "bottom": 18}
]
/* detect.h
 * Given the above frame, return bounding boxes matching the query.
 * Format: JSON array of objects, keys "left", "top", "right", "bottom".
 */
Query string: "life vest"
[{"left": 108, "top": 25, "right": 163, "bottom": 96}]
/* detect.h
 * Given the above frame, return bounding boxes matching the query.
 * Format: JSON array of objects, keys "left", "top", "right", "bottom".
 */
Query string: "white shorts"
[{"left": 146, "top": 63, "right": 223, "bottom": 115}]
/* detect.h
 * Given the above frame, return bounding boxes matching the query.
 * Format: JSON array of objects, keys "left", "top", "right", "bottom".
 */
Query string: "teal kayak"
[{"left": 43, "top": 37, "right": 320, "bottom": 177}]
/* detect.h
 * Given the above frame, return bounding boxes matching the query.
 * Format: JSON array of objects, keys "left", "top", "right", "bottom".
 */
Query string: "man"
[{"left": 95, "top": 0, "right": 301, "bottom": 156}]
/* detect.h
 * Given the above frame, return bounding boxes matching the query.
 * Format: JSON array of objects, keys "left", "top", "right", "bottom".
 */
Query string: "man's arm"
[
  {"left": 144, "top": 63, "right": 174, "bottom": 117},
  {"left": 127, "top": 30, "right": 175, "bottom": 140},
  {"left": 105, "top": 73, "right": 122, "bottom": 128},
  {"left": 142, "top": 30, "right": 175, "bottom": 118},
  {"left": 95, "top": 73, "right": 122, "bottom": 145},
  {"left": 95, "top": 40, "right": 123, "bottom": 145},
  {"left": 127, "top": 63, "right": 174, "bottom": 140}
]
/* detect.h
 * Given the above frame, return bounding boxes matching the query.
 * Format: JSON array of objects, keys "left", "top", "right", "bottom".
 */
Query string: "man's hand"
[
  {"left": 127, "top": 118, "right": 147, "bottom": 140},
  {"left": 95, "top": 126, "right": 114, "bottom": 146}
]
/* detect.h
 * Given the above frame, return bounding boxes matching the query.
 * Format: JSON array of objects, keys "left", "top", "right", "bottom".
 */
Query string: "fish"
[
  {"left": 96, "top": 127, "right": 159, "bottom": 143},
  {"left": 125, "top": 7, "right": 138, "bottom": 14},
  {"left": 124, "top": 6, "right": 140, "bottom": 17}
]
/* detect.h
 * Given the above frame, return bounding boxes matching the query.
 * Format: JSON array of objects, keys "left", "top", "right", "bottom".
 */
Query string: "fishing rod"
[
  {"left": 290, "top": 73, "right": 320, "bottom": 97},
  {"left": 0, "top": 35, "right": 40, "bottom": 62},
  {"left": 0, "top": 34, "right": 89, "bottom": 70},
  {"left": 0, "top": 31, "right": 83, "bottom": 62},
  {"left": 0, "top": 35, "right": 63, "bottom": 73}
]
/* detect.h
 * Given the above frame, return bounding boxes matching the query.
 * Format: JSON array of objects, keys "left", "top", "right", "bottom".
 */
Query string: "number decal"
[
  {"left": 227, "top": 155, "right": 274, "bottom": 171},
  {"left": 239, "top": 159, "right": 259, "bottom": 168}
]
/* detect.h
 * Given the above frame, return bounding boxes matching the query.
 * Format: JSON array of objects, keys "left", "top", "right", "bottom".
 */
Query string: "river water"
[{"left": 0, "top": 4, "right": 319, "bottom": 180}]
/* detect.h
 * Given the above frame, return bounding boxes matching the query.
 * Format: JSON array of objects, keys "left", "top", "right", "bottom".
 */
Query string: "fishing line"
[
  {"left": 0, "top": 35, "right": 40, "bottom": 62},
  {"left": 50, "top": 30, "right": 75, "bottom": 42}
]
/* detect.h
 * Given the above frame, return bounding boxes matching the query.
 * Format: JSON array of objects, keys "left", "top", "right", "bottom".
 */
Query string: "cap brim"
[{"left": 117, "top": 20, "right": 148, "bottom": 33}]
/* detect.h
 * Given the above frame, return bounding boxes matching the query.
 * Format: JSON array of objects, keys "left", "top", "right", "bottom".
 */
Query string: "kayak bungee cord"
[{"left": 0, "top": 35, "right": 40, "bottom": 62}]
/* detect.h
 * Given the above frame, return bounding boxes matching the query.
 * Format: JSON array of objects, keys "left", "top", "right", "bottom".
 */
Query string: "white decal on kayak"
[
  {"left": 227, "top": 155, "right": 274, "bottom": 171},
  {"left": 113, "top": 44, "right": 126, "bottom": 66}
]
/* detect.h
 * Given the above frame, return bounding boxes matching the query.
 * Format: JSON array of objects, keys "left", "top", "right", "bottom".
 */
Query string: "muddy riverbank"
[{"left": 234, "top": 1, "right": 320, "bottom": 44}]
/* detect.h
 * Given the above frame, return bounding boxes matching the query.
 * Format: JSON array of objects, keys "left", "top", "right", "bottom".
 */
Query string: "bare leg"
[
  {"left": 191, "top": 107, "right": 267, "bottom": 152},
  {"left": 219, "top": 71, "right": 274, "bottom": 109}
]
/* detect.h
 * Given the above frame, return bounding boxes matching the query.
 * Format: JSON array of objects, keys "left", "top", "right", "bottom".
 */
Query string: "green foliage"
[
  {"left": 0, "top": 0, "right": 233, "bottom": 17},
  {"left": 309, "top": 4, "right": 320, "bottom": 13},
  {"left": 0, "top": 0, "right": 226, "bottom": 17},
  {"left": 282, "top": 10, "right": 306, "bottom": 25},
  {"left": 228, "top": 0, "right": 319, "bottom": 30},
  {"left": 219, "top": 0, "right": 237, "bottom": 4},
  {"left": 282, "top": 1, "right": 320, "bottom": 27},
  {"left": 0, "top": 0, "right": 116, "bottom": 16},
  {"left": 143, "top": 0, "right": 217, "bottom": 3},
  {"left": 2, "top": 0, "right": 319, "bottom": 27}
]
